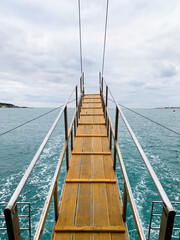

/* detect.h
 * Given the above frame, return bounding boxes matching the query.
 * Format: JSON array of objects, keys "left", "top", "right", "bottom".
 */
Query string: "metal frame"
[
  {"left": 4, "top": 74, "right": 84, "bottom": 240},
  {"left": 99, "top": 72, "right": 176, "bottom": 240}
]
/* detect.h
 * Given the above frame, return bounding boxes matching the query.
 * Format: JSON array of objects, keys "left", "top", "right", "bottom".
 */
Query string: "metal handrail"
[
  {"left": 34, "top": 93, "right": 83, "bottom": 239},
  {"left": 4, "top": 74, "right": 84, "bottom": 239},
  {"left": 102, "top": 77, "right": 174, "bottom": 212},
  {"left": 99, "top": 73, "right": 176, "bottom": 239},
  {"left": 100, "top": 91, "right": 146, "bottom": 239}
]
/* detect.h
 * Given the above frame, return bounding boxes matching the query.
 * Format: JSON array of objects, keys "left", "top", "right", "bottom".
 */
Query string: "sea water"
[{"left": 0, "top": 108, "right": 179, "bottom": 239}]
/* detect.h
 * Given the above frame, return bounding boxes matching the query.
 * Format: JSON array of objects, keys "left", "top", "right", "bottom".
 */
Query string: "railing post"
[
  {"left": 99, "top": 72, "right": 102, "bottom": 94},
  {"left": 28, "top": 203, "right": 31, "bottom": 240},
  {"left": 75, "top": 85, "right": 78, "bottom": 134},
  {"left": 64, "top": 106, "right": 69, "bottom": 171},
  {"left": 107, "top": 118, "right": 109, "bottom": 137},
  {"left": 54, "top": 181, "right": 59, "bottom": 222},
  {"left": 74, "top": 119, "right": 76, "bottom": 137},
  {"left": 102, "top": 76, "right": 104, "bottom": 93},
  {"left": 123, "top": 183, "right": 127, "bottom": 222},
  {"left": 4, "top": 204, "right": 21, "bottom": 240},
  {"left": 80, "top": 76, "right": 82, "bottom": 94},
  {"left": 106, "top": 85, "right": 108, "bottom": 107},
  {"left": 105, "top": 85, "right": 108, "bottom": 132},
  {"left": 76, "top": 86, "right": 78, "bottom": 108},
  {"left": 82, "top": 72, "right": 85, "bottom": 94},
  {"left": 158, "top": 206, "right": 175, "bottom": 240},
  {"left": 71, "top": 129, "right": 73, "bottom": 151},
  {"left": 110, "top": 129, "right": 112, "bottom": 150},
  {"left": 113, "top": 106, "right": 119, "bottom": 170}
]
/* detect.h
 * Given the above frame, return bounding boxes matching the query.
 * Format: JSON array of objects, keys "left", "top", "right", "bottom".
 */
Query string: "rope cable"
[
  {"left": 102, "top": 0, "right": 109, "bottom": 76},
  {"left": 78, "top": 0, "right": 83, "bottom": 73}
]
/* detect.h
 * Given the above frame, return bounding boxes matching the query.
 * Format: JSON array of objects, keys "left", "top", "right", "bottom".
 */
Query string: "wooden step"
[
  {"left": 65, "top": 179, "right": 116, "bottom": 183},
  {"left": 55, "top": 225, "right": 125, "bottom": 233},
  {"left": 71, "top": 152, "right": 111, "bottom": 155}
]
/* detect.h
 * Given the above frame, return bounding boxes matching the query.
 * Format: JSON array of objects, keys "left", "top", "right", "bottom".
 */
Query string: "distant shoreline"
[
  {"left": 0, "top": 102, "right": 28, "bottom": 108},
  {"left": 155, "top": 107, "right": 180, "bottom": 109}
]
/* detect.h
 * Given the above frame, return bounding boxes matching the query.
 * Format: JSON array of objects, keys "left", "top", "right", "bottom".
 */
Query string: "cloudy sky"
[{"left": 0, "top": 0, "right": 179, "bottom": 107}]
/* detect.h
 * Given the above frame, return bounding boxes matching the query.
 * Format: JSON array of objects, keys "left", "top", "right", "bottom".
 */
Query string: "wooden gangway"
[
  {"left": 3, "top": 77, "right": 176, "bottom": 240},
  {"left": 52, "top": 94, "right": 129, "bottom": 240}
]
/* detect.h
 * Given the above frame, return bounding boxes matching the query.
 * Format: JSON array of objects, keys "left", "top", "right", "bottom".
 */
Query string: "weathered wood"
[
  {"left": 78, "top": 122, "right": 105, "bottom": 125},
  {"left": 66, "top": 179, "right": 116, "bottom": 183},
  {"left": 55, "top": 226, "right": 125, "bottom": 233},
  {"left": 76, "top": 134, "right": 107, "bottom": 137},
  {"left": 72, "top": 152, "right": 111, "bottom": 155},
  {"left": 52, "top": 94, "right": 128, "bottom": 240}
]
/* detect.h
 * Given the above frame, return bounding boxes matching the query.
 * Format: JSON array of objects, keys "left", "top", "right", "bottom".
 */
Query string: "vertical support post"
[
  {"left": 64, "top": 106, "right": 69, "bottom": 171},
  {"left": 74, "top": 119, "right": 76, "bottom": 137},
  {"left": 107, "top": 118, "right": 109, "bottom": 137},
  {"left": 123, "top": 183, "right": 127, "bottom": 222},
  {"left": 105, "top": 85, "right": 108, "bottom": 131},
  {"left": 76, "top": 86, "right": 78, "bottom": 108},
  {"left": 4, "top": 204, "right": 21, "bottom": 240},
  {"left": 113, "top": 106, "right": 119, "bottom": 170},
  {"left": 75, "top": 85, "right": 78, "bottom": 135},
  {"left": 148, "top": 202, "right": 155, "bottom": 240},
  {"left": 28, "top": 203, "right": 31, "bottom": 240},
  {"left": 82, "top": 72, "right": 85, "bottom": 94},
  {"left": 80, "top": 76, "right": 82, "bottom": 94},
  {"left": 99, "top": 72, "right": 102, "bottom": 94},
  {"left": 54, "top": 181, "right": 59, "bottom": 222},
  {"left": 71, "top": 129, "right": 73, "bottom": 151},
  {"left": 110, "top": 128, "right": 112, "bottom": 150},
  {"left": 102, "top": 76, "right": 104, "bottom": 94},
  {"left": 106, "top": 85, "right": 108, "bottom": 107},
  {"left": 158, "top": 206, "right": 175, "bottom": 240}
]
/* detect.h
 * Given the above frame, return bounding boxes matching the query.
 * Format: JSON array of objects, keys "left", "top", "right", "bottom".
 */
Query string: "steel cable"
[
  {"left": 108, "top": 97, "right": 180, "bottom": 136},
  {"left": 102, "top": 0, "right": 109, "bottom": 76},
  {"left": 78, "top": 0, "right": 83, "bottom": 73},
  {"left": 0, "top": 99, "right": 76, "bottom": 137}
]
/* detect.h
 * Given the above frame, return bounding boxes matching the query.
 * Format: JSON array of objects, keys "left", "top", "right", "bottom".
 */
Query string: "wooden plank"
[
  {"left": 81, "top": 109, "right": 103, "bottom": 115},
  {"left": 74, "top": 154, "right": 92, "bottom": 240},
  {"left": 72, "top": 152, "right": 111, "bottom": 155},
  {"left": 76, "top": 134, "right": 107, "bottom": 137},
  {"left": 54, "top": 184, "right": 78, "bottom": 240},
  {"left": 80, "top": 113, "right": 104, "bottom": 116},
  {"left": 78, "top": 122, "right": 105, "bottom": 125},
  {"left": 55, "top": 226, "right": 125, "bottom": 233},
  {"left": 66, "top": 179, "right": 116, "bottom": 183},
  {"left": 92, "top": 154, "right": 111, "bottom": 240},
  {"left": 81, "top": 107, "right": 102, "bottom": 109},
  {"left": 83, "top": 101, "right": 102, "bottom": 104},
  {"left": 73, "top": 137, "right": 84, "bottom": 153}
]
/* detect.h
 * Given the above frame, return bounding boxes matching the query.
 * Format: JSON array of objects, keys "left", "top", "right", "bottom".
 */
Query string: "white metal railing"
[
  {"left": 99, "top": 72, "right": 176, "bottom": 240},
  {"left": 4, "top": 74, "right": 85, "bottom": 240}
]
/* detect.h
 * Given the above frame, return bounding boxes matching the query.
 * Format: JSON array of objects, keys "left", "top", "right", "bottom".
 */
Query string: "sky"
[{"left": 0, "top": 0, "right": 180, "bottom": 108}]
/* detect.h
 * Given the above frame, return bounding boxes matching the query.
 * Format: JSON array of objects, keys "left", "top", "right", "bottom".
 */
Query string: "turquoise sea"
[{"left": 0, "top": 108, "right": 179, "bottom": 239}]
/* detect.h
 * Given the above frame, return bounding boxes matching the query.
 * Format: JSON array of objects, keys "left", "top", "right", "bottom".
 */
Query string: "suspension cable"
[
  {"left": 102, "top": 0, "right": 109, "bottom": 76},
  {"left": 78, "top": 0, "right": 83, "bottom": 73},
  {"left": 0, "top": 99, "right": 76, "bottom": 137}
]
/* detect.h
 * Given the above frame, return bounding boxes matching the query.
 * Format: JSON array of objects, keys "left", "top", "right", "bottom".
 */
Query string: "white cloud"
[{"left": 0, "top": 0, "right": 179, "bottom": 107}]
